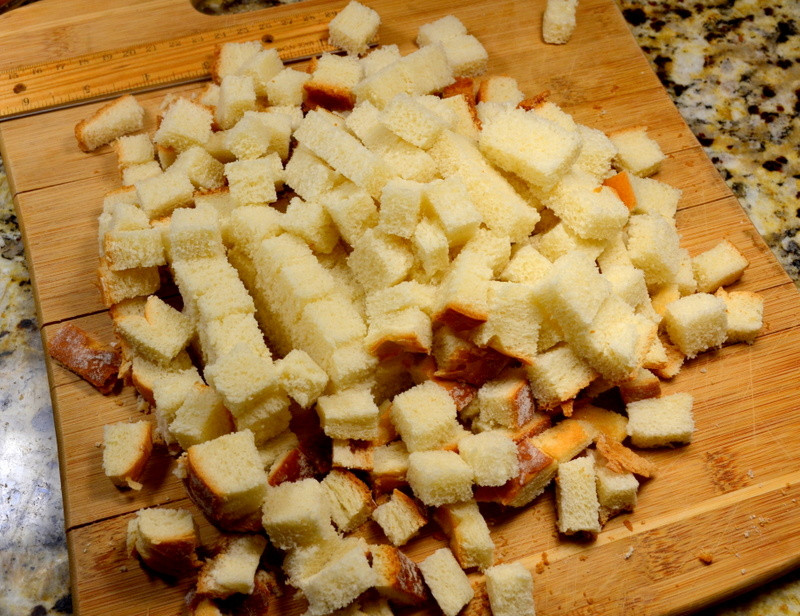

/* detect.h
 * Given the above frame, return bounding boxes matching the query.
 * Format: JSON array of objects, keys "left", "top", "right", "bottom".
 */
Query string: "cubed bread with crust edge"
[
  {"left": 418, "top": 547, "right": 474, "bottom": 616},
  {"left": 555, "top": 454, "right": 601, "bottom": 536},
  {"left": 196, "top": 534, "right": 268, "bottom": 599},
  {"left": 371, "top": 488, "right": 428, "bottom": 546},
  {"left": 261, "top": 477, "right": 336, "bottom": 550},
  {"left": 370, "top": 543, "right": 429, "bottom": 605},
  {"left": 127, "top": 507, "right": 200, "bottom": 576},
  {"left": 692, "top": 239, "right": 749, "bottom": 293},
  {"left": 75, "top": 94, "right": 145, "bottom": 152},
  {"left": 103, "top": 420, "right": 153, "bottom": 489}
]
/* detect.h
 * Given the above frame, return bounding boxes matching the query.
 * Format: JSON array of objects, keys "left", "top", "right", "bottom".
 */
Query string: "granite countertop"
[{"left": 0, "top": 1, "right": 797, "bottom": 614}]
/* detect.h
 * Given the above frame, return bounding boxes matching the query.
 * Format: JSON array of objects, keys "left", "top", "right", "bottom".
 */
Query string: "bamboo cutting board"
[{"left": 3, "top": 0, "right": 800, "bottom": 614}]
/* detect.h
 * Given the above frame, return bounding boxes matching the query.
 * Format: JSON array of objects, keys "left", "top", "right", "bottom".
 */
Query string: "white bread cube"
[
  {"left": 234, "top": 392, "right": 292, "bottom": 444},
  {"left": 75, "top": 94, "right": 146, "bottom": 152},
  {"left": 103, "top": 227, "right": 165, "bottom": 270},
  {"left": 477, "top": 76, "right": 525, "bottom": 105},
  {"left": 185, "top": 430, "right": 267, "bottom": 529},
  {"left": 556, "top": 455, "right": 600, "bottom": 536},
  {"left": 434, "top": 500, "right": 494, "bottom": 570},
  {"left": 425, "top": 176, "right": 482, "bottom": 247},
  {"left": 237, "top": 48, "right": 284, "bottom": 97},
  {"left": 121, "top": 161, "right": 162, "bottom": 186},
  {"left": 391, "top": 381, "right": 460, "bottom": 451},
  {"left": 382, "top": 93, "right": 446, "bottom": 149},
  {"left": 211, "top": 40, "right": 262, "bottom": 83},
  {"left": 441, "top": 34, "right": 489, "bottom": 78},
  {"left": 170, "top": 146, "right": 225, "bottom": 190},
  {"left": 224, "top": 158, "right": 279, "bottom": 206},
  {"left": 480, "top": 108, "right": 581, "bottom": 189},
  {"left": 321, "top": 469, "right": 375, "bottom": 533},
  {"left": 282, "top": 197, "right": 340, "bottom": 254},
  {"left": 115, "top": 133, "right": 154, "bottom": 168},
  {"left": 525, "top": 343, "right": 597, "bottom": 409},
  {"left": 543, "top": 0, "right": 578, "bottom": 44},
  {"left": 321, "top": 341, "right": 378, "bottom": 391},
  {"left": 328, "top": 0, "right": 380, "bottom": 56},
  {"left": 215, "top": 74, "right": 257, "bottom": 130},
  {"left": 347, "top": 228, "right": 414, "bottom": 292},
  {"left": 417, "top": 15, "right": 467, "bottom": 47},
  {"left": 196, "top": 534, "right": 267, "bottom": 598},
  {"left": 102, "top": 420, "right": 152, "bottom": 489},
  {"left": 154, "top": 97, "right": 213, "bottom": 151},
  {"left": 459, "top": 431, "right": 519, "bottom": 487},
  {"left": 261, "top": 478, "right": 336, "bottom": 550},
  {"left": 170, "top": 383, "right": 233, "bottom": 449},
  {"left": 476, "top": 371, "right": 540, "bottom": 430},
  {"left": 575, "top": 124, "right": 618, "bottom": 179},
  {"left": 360, "top": 44, "right": 402, "bottom": 77},
  {"left": 602, "top": 264, "right": 649, "bottom": 310},
  {"left": 319, "top": 181, "right": 379, "bottom": 246},
  {"left": 675, "top": 248, "right": 698, "bottom": 296},
  {"left": 716, "top": 287, "right": 764, "bottom": 344},
  {"left": 534, "top": 221, "right": 605, "bottom": 262},
  {"left": 113, "top": 295, "right": 193, "bottom": 364},
  {"left": 418, "top": 548, "right": 474, "bottom": 616},
  {"left": 276, "top": 349, "right": 329, "bottom": 408},
  {"left": 223, "top": 112, "right": 272, "bottom": 160},
  {"left": 284, "top": 147, "right": 342, "bottom": 201},
  {"left": 197, "top": 311, "right": 269, "bottom": 364},
  {"left": 379, "top": 179, "right": 424, "bottom": 238},
  {"left": 473, "top": 281, "right": 540, "bottom": 364},
  {"left": 265, "top": 67, "right": 310, "bottom": 106},
  {"left": 485, "top": 562, "right": 536, "bottom": 616},
  {"left": 365, "top": 306, "right": 432, "bottom": 357},
  {"left": 204, "top": 342, "right": 278, "bottom": 413},
  {"left": 500, "top": 243, "right": 552, "bottom": 285},
  {"left": 412, "top": 218, "right": 450, "bottom": 279},
  {"left": 305, "top": 53, "right": 363, "bottom": 111},
  {"left": 135, "top": 169, "right": 194, "bottom": 219},
  {"left": 692, "top": 239, "right": 749, "bottom": 293},
  {"left": 595, "top": 462, "right": 639, "bottom": 524},
  {"left": 169, "top": 204, "right": 225, "bottom": 261},
  {"left": 610, "top": 126, "right": 665, "bottom": 177},
  {"left": 371, "top": 488, "right": 427, "bottom": 546},
  {"left": 439, "top": 93, "right": 480, "bottom": 141},
  {"left": 407, "top": 450, "right": 473, "bottom": 506},
  {"left": 316, "top": 388, "right": 380, "bottom": 440},
  {"left": 626, "top": 213, "right": 681, "bottom": 286},
  {"left": 629, "top": 174, "right": 682, "bottom": 218},
  {"left": 663, "top": 292, "right": 727, "bottom": 358},
  {"left": 626, "top": 392, "right": 694, "bottom": 447}
]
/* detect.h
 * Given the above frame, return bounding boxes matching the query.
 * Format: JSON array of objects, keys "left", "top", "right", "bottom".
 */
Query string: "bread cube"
[
  {"left": 224, "top": 158, "right": 279, "bottom": 206},
  {"left": 113, "top": 295, "right": 193, "bottom": 364},
  {"left": 126, "top": 507, "right": 200, "bottom": 576},
  {"left": 261, "top": 477, "right": 335, "bottom": 550},
  {"left": 284, "top": 147, "right": 342, "bottom": 201},
  {"left": 663, "top": 292, "right": 727, "bottom": 358},
  {"left": 276, "top": 349, "right": 329, "bottom": 408},
  {"left": 103, "top": 227, "right": 165, "bottom": 270},
  {"left": 476, "top": 371, "right": 540, "bottom": 430},
  {"left": 321, "top": 341, "right": 378, "bottom": 391},
  {"left": 459, "top": 431, "right": 519, "bottom": 487},
  {"left": 204, "top": 342, "right": 279, "bottom": 413},
  {"left": 223, "top": 112, "right": 272, "bottom": 160},
  {"left": 370, "top": 543, "right": 429, "bottom": 606},
  {"left": 169, "top": 204, "right": 225, "bottom": 261},
  {"left": 378, "top": 178, "right": 424, "bottom": 238},
  {"left": 115, "top": 133, "right": 154, "bottom": 168},
  {"left": 185, "top": 430, "right": 267, "bottom": 530},
  {"left": 381, "top": 93, "right": 447, "bottom": 149},
  {"left": 534, "top": 221, "right": 605, "bottom": 262},
  {"left": 434, "top": 500, "right": 494, "bottom": 570},
  {"left": 595, "top": 462, "right": 639, "bottom": 524},
  {"left": 305, "top": 53, "right": 363, "bottom": 110},
  {"left": 440, "top": 34, "right": 489, "bottom": 78},
  {"left": 319, "top": 181, "right": 379, "bottom": 246},
  {"left": 371, "top": 488, "right": 427, "bottom": 546},
  {"left": 153, "top": 97, "right": 213, "bottom": 151},
  {"left": 360, "top": 44, "right": 402, "bottom": 77},
  {"left": 692, "top": 239, "right": 749, "bottom": 293},
  {"left": 626, "top": 213, "right": 681, "bottom": 286},
  {"left": 412, "top": 218, "right": 450, "bottom": 279},
  {"left": 196, "top": 534, "right": 267, "bottom": 598},
  {"left": 391, "top": 381, "right": 460, "bottom": 451},
  {"left": 328, "top": 0, "right": 380, "bottom": 55},
  {"left": 500, "top": 244, "right": 552, "bottom": 285},
  {"left": 425, "top": 176, "right": 482, "bottom": 247},
  {"left": 265, "top": 67, "right": 310, "bottom": 106},
  {"left": 629, "top": 174, "right": 682, "bottom": 218},
  {"left": 575, "top": 124, "right": 618, "bottom": 179},
  {"left": 610, "top": 126, "right": 665, "bottom": 177},
  {"left": 121, "top": 161, "right": 162, "bottom": 186},
  {"left": 418, "top": 548, "right": 474, "bottom": 616},
  {"left": 321, "top": 469, "right": 375, "bottom": 533},
  {"left": 407, "top": 450, "right": 473, "bottom": 506},
  {"left": 102, "top": 420, "right": 153, "bottom": 489},
  {"left": 170, "top": 383, "right": 233, "bottom": 449},
  {"left": 556, "top": 455, "right": 601, "bottom": 536},
  {"left": 75, "top": 94, "right": 146, "bottom": 152},
  {"left": 626, "top": 392, "right": 694, "bottom": 447},
  {"left": 716, "top": 287, "right": 764, "bottom": 344},
  {"left": 135, "top": 169, "right": 194, "bottom": 219},
  {"left": 211, "top": 40, "right": 262, "bottom": 83},
  {"left": 485, "top": 562, "right": 536, "bottom": 616},
  {"left": 170, "top": 146, "right": 225, "bottom": 190},
  {"left": 474, "top": 281, "right": 541, "bottom": 364},
  {"left": 417, "top": 15, "right": 467, "bottom": 46},
  {"left": 316, "top": 388, "right": 380, "bottom": 440},
  {"left": 365, "top": 306, "right": 432, "bottom": 357},
  {"left": 347, "top": 228, "right": 414, "bottom": 292},
  {"left": 477, "top": 75, "right": 524, "bottom": 105},
  {"left": 215, "top": 74, "right": 257, "bottom": 130},
  {"left": 543, "top": 0, "right": 578, "bottom": 44},
  {"left": 479, "top": 108, "right": 581, "bottom": 189},
  {"left": 237, "top": 48, "right": 284, "bottom": 97}
]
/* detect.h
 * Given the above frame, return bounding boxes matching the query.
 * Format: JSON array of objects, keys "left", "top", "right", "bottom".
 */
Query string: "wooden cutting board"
[{"left": 3, "top": 0, "right": 800, "bottom": 614}]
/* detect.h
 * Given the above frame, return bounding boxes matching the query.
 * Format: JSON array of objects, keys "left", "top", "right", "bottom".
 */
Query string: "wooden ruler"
[{"left": 0, "top": 7, "right": 350, "bottom": 120}]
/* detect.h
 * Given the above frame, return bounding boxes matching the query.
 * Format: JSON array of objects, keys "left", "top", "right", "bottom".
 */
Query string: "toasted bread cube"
[
  {"left": 224, "top": 158, "right": 279, "bottom": 206},
  {"left": 135, "top": 169, "right": 194, "bottom": 220},
  {"left": 204, "top": 343, "right": 279, "bottom": 413},
  {"left": 629, "top": 174, "right": 681, "bottom": 218},
  {"left": 663, "top": 292, "right": 727, "bottom": 358},
  {"left": 328, "top": 0, "right": 380, "bottom": 55},
  {"left": 485, "top": 562, "right": 535, "bottom": 616},
  {"left": 275, "top": 349, "right": 329, "bottom": 408},
  {"left": 300, "top": 540, "right": 377, "bottom": 616},
  {"left": 459, "top": 431, "right": 519, "bottom": 487},
  {"left": 126, "top": 507, "right": 200, "bottom": 576},
  {"left": 543, "top": 0, "right": 578, "bottom": 44},
  {"left": 265, "top": 67, "right": 310, "bottom": 106},
  {"left": 692, "top": 239, "right": 749, "bottom": 293},
  {"left": 371, "top": 543, "right": 429, "bottom": 605},
  {"left": 425, "top": 176, "right": 482, "bottom": 247},
  {"left": 196, "top": 534, "right": 267, "bottom": 598},
  {"left": 185, "top": 430, "right": 267, "bottom": 529},
  {"left": 103, "top": 420, "right": 153, "bottom": 489},
  {"left": 626, "top": 213, "right": 681, "bottom": 286},
  {"left": 261, "top": 478, "right": 335, "bottom": 550},
  {"left": 547, "top": 167, "right": 629, "bottom": 240},
  {"left": 348, "top": 229, "right": 414, "bottom": 292},
  {"left": 480, "top": 108, "right": 580, "bottom": 189},
  {"left": 556, "top": 455, "right": 600, "bottom": 536},
  {"left": 320, "top": 181, "right": 379, "bottom": 246},
  {"left": 75, "top": 94, "right": 145, "bottom": 152},
  {"left": 170, "top": 384, "right": 233, "bottom": 449},
  {"left": 626, "top": 392, "right": 694, "bottom": 447},
  {"left": 407, "top": 450, "right": 473, "bottom": 506},
  {"left": 322, "top": 469, "right": 376, "bottom": 533},
  {"left": 237, "top": 48, "right": 284, "bottom": 97},
  {"left": 419, "top": 548, "right": 474, "bottom": 616},
  {"left": 610, "top": 126, "right": 665, "bottom": 177},
  {"left": 215, "top": 74, "right": 257, "bottom": 130},
  {"left": 211, "top": 40, "right": 262, "bottom": 83},
  {"left": 435, "top": 500, "right": 494, "bottom": 570},
  {"left": 381, "top": 93, "right": 446, "bottom": 149},
  {"left": 716, "top": 288, "right": 764, "bottom": 344},
  {"left": 595, "top": 461, "right": 639, "bottom": 524},
  {"left": 316, "top": 388, "right": 380, "bottom": 441},
  {"left": 391, "top": 381, "right": 460, "bottom": 451}
]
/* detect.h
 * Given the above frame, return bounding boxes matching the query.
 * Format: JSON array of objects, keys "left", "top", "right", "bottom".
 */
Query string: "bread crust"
[
  {"left": 371, "top": 543, "right": 429, "bottom": 605},
  {"left": 48, "top": 322, "right": 121, "bottom": 394},
  {"left": 474, "top": 439, "right": 556, "bottom": 507}
]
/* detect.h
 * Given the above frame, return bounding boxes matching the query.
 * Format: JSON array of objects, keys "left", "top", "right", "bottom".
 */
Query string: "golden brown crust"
[
  {"left": 434, "top": 379, "right": 478, "bottom": 413},
  {"left": 596, "top": 434, "right": 657, "bottom": 479},
  {"left": 303, "top": 82, "right": 356, "bottom": 112},
  {"left": 474, "top": 439, "right": 556, "bottom": 506},
  {"left": 618, "top": 368, "right": 662, "bottom": 404},
  {"left": 130, "top": 527, "right": 201, "bottom": 577},
  {"left": 651, "top": 334, "right": 685, "bottom": 379},
  {"left": 371, "top": 543, "right": 429, "bottom": 605},
  {"left": 48, "top": 322, "right": 121, "bottom": 394},
  {"left": 517, "top": 90, "right": 551, "bottom": 110}
]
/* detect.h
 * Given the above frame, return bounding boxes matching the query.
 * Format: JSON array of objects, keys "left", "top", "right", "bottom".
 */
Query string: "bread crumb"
[
  {"left": 699, "top": 367, "right": 707, "bottom": 373},
  {"left": 697, "top": 551, "right": 713, "bottom": 565},
  {"left": 747, "top": 469, "right": 755, "bottom": 478},
  {"left": 541, "top": 551, "right": 550, "bottom": 566},
  {"left": 535, "top": 562, "right": 545, "bottom": 574},
  {"left": 623, "top": 519, "right": 634, "bottom": 532},
  {"left": 95, "top": 442, "right": 102, "bottom": 448},
  {"left": 741, "top": 568, "right": 747, "bottom": 575},
  {"left": 119, "top": 566, "right": 128, "bottom": 572},
  {"left": 623, "top": 546, "right": 635, "bottom": 559},
  {"left": 579, "top": 554, "right": 588, "bottom": 561},
  {"left": 743, "top": 531, "right": 750, "bottom": 538}
]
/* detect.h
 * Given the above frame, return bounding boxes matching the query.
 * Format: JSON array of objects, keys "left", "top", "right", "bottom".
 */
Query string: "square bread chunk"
[
  {"left": 225, "top": 158, "right": 279, "bottom": 206},
  {"left": 556, "top": 455, "right": 601, "bottom": 536},
  {"left": 485, "top": 562, "right": 536, "bottom": 616},
  {"left": 595, "top": 462, "right": 639, "bottom": 524},
  {"left": 135, "top": 169, "right": 194, "bottom": 220},
  {"left": 75, "top": 94, "right": 146, "bottom": 152},
  {"left": 434, "top": 500, "right": 495, "bottom": 570},
  {"left": 276, "top": 349, "right": 329, "bottom": 408},
  {"left": 390, "top": 381, "right": 460, "bottom": 451},
  {"left": 458, "top": 431, "right": 519, "bottom": 487},
  {"left": 662, "top": 292, "right": 728, "bottom": 358},
  {"left": 321, "top": 469, "right": 375, "bottom": 533},
  {"left": 610, "top": 126, "right": 665, "bottom": 177},
  {"left": 113, "top": 295, "right": 193, "bottom": 364},
  {"left": 103, "top": 420, "right": 153, "bottom": 489},
  {"left": 626, "top": 213, "right": 682, "bottom": 286},
  {"left": 316, "top": 388, "right": 380, "bottom": 441},
  {"left": 526, "top": 343, "right": 597, "bottom": 409},
  {"left": 261, "top": 477, "right": 335, "bottom": 550},
  {"left": 282, "top": 197, "right": 341, "bottom": 254},
  {"left": 543, "top": 0, "right": 578, "bottom": 44},
  {"left": 418, "top": 548, "right": 474, "bottom": 616},
  {"left": 407, "top": 450, "right": 474, "bottom": 506},
  {"left": 203, "top": 342, "right": 279, "bottom": 413},
  {"left": 692, "top": 239, "right": 749, "bottom": 293},
  {"left": 716, "top": 288, "right": 764, "bottom": 344},
  {"left": 372, "top": 488, "right": 428, "bottom": 546},
  {"left": 170, "top": 383, "right": 233, "bottom": 450},
  {"left": 154, "top": 97, "right": 213, "bottom": 151},
  {"left": 626, "top": 392, "right": 695, "bottom": 447},
  {"left": 300, "top": 540, "right": 377, "bottom": 616},
  {"left": 328, "top": 0, "right": 381, "bottom": 56},
  {"left": 126, "top": 507, "right": 200, "bottom": 576},
  {"left": 371, "top": 543, "right": 429, "bottom": 606},
  {"left": 382, "top": 93, "right": 447, "bottom": 149},
  {"left": 440, "top": 34, "right": 489, "bottom": 78},
  {"left": 196, "top": 534, "right": 267, "bottom": 598}
]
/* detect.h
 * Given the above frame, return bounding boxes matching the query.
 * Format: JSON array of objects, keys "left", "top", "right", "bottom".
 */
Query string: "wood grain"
[{"left": 2, "top": 0, "right": 800, "bottom": 614}]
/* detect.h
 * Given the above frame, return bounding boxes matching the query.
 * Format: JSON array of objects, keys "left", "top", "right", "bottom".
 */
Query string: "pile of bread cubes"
[{"left": 71, "top": 1, "right": 765, "bottom": 614}]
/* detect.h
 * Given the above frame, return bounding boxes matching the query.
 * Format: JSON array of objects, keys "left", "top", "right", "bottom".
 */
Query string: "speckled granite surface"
[{"left": 0, "top": 1, "right": 797, "bottom": 615}]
